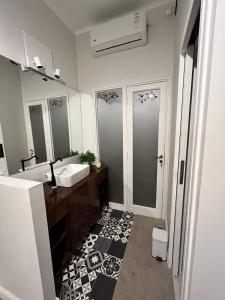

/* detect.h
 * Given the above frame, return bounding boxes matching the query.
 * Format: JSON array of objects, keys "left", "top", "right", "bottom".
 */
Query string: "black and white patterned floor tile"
[{"left": 60, "top": 207, "right": 134, "bottom": 300}]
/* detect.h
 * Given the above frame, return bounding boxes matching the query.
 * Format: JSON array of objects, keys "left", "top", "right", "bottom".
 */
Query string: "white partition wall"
[{"left": 0, "top": 177, "right": 55, "bottom": 300}]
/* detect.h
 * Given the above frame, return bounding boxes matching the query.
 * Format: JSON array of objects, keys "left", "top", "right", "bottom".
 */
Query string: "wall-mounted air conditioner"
[{"left": 90, "top": 11, "right": 148, "bottom": 57}]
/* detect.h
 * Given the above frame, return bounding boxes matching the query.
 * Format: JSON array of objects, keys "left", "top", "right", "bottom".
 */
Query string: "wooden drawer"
[{"left": 47, "top": 200, "right": 69, "bottom": 229}]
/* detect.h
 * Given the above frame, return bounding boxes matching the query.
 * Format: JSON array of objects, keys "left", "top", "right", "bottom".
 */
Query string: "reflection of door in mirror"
[
  {"left": 48, "top": 96, "right": 70, "bottom": 159},
  {"left": 28, "top": 104, "right": 47, "bottom": 163},
  {"left": 25, "top": 101, "right": 50, "bottom": 165},
  {"left": 25, "top": 96, "right": 71, "bottom": 166}
]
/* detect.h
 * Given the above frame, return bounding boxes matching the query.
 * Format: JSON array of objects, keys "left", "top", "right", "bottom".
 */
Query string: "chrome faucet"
[
  {"left": 48, "top": 157, "right": 62, "bottom": 188},
  {"left": 20, "top": 155, "right": 39, "bottom": 171}
]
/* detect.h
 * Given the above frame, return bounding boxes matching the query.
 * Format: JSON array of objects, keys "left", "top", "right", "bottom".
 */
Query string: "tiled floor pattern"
[{"left": 60, "top": 207, "right": 134, "bottom": 300}]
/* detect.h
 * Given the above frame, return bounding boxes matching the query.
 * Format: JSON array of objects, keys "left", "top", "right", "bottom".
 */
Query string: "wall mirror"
[{"left": 0, "top": 54, "right": 83, "bottom": 175}]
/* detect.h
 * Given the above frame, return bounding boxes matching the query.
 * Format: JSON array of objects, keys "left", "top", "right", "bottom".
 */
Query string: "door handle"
[
  {"left": 29, "top": 149, "right": 34, "bottom": 157},
  {"left": 179, "top": 160, "right": 185, "bottom": 184},
  {"left": 155, "top": 155, "right": 164, "bottom": 167},
  {"left": 154, "top": 155, "right": 163, "bottom": 160}
]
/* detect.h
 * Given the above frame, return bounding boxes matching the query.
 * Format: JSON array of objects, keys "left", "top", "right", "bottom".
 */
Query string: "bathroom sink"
[{"left": 45, "top": 164, "right": 90, "bottom": 187}]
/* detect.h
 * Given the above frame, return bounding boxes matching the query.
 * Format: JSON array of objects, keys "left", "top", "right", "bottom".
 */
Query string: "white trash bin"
[{"left": 152, "top": 228, "right": 168, "bottom": 261}]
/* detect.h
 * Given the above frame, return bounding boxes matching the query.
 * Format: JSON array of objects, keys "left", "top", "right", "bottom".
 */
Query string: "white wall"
[
  {"left": 0, "top": 0, "right": 78, "bottom": 89},
  {"left": 188, "top": 0, "right": 225, "bottom": 298},
  {"left": 0, "top": 176, "right": 55, "bottom": 300},
  {"left": 76, "top": 4, "right": 175, "bottom": 152}
]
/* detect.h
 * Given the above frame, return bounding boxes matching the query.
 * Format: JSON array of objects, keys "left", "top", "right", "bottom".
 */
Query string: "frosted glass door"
[
  {"left": 29, "top": 104, "right": 47, "bottom": 163},
  {"left": 97, "top": 88, "right": 123, "bottom": 204},
  {"left": 48, "top": 96, "right": 70, "bottom": 159},
  {"left": 133, "top": 89, "right": 160, "bottom": 208},
  {"left": 127, "top": 82, "right": 166, "bottom": 218}
]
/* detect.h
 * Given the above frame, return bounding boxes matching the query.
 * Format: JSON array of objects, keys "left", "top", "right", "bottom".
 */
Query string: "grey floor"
[{"left": 113, "top": 215, "right": 175, "bottom": 300}]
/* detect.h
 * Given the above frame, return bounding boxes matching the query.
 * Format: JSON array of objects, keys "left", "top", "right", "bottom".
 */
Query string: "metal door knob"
[{"left": 154, "top": 155, "right": 163, "bottom": 160}]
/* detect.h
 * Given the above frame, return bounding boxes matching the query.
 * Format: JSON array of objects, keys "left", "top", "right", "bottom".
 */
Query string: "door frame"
[
  {"left": 126, "top": 81, "right": 168, "bottom": 218},
  {"left": 167, "top": 0, "right": 201, "bottom": 270},
  {"left": 167, "top": 0, "right": 217, "bottom": 299},
  {"left": 94, "top": 77, "right": 172, "bottom": 220},
  {"left": 172, "top": 45, "right": 195, "bottom": 277}
]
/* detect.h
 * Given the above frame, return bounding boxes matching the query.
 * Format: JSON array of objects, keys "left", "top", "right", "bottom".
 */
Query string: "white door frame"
[
  {"left": 94, "top": 78, "right": 171, "bottom": 219},
  {"left": 167, "top": 0, "right": 201, "bottom": 269},
  {"left": 173, "top": 45, "right": 194, "bottom": 277},
  {"left": 181, "top": 1, "right": 217, "bottom": 299},
  {"left": 126, "top": 82, "right": 167, "bottom": 218}
]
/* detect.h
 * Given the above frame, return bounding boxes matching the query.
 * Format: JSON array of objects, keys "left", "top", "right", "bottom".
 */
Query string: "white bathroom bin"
[{"left": 152, "top": 228, "right": 168, "bottom": 261}]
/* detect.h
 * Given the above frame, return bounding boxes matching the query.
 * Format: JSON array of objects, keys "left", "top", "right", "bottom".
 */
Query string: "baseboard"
[
  {"left": 165, "top": 215, "right": 168, "bottom": 232},
  {"left": 173, "top": 276, "right": 181, "bottom": 300},
  {"left": 0, "top": 287, "right": 59, "bottom": 300},
  {"left": 128, "top": 204, "right": 160, "bottom": 218},
  {"left": 109, "top": 202, "right": 125, "bottom": 211},
  {"left": 0, "top": 287, "right": 21, "bottom": 300},
  {"left": 164, "top": 215, "right": 173, "bottom": 269}
]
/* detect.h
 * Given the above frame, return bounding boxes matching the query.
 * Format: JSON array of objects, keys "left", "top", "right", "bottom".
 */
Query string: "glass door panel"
[
  {"left": 127, "top": 82, "right": 166, "bottom": 218},
  {"left": 133, "top": 89, "right": 160, "bottom": 208},
  {"left": 48, "top": 96, "right": 70, "bottom": 159},
  {"left": 29, "top": 104, "right": 47, "bottom": 163},
  {"left": 97, "top": 88, "right": 123, "bottom": 204}
]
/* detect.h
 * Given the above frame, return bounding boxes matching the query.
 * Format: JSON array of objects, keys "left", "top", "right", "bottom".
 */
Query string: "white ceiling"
[{"left": 44, "top": 0, "right": 174, "bottom": 35}]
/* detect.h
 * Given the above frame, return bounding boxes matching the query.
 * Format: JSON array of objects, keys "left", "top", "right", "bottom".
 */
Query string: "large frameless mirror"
[{"left": 0, "top": 54, "right": 83, "bottom": 176}]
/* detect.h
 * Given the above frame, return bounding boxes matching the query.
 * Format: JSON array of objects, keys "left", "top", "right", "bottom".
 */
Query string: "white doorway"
[{"left": 96, "top": 81, "right": 169, "bottom": 218}]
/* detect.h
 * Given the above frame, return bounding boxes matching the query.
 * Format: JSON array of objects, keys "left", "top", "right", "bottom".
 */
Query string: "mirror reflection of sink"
[{"left": 45, "top": 164, "right": 90, "bottom": 187}]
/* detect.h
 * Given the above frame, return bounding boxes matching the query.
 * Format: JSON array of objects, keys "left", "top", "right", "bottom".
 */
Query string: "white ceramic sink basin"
[{"left": 45, "top": 164, "right": 90, "bottom": 187}]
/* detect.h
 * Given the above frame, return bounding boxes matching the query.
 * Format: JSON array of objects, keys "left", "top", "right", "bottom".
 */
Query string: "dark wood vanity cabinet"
[
  {"left": 44, "top": 166, "right": 108, "bottom": 275},
  {"left": 68, "top": 181, "right": 93, "bottom": 251}
]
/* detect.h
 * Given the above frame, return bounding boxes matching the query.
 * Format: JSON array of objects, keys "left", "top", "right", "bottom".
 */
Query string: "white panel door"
[{"left": 126, "top": 82, "right": 167, "bottom": 218}]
